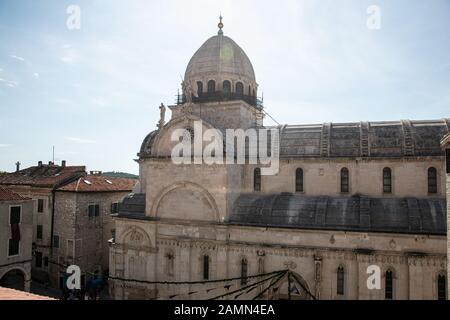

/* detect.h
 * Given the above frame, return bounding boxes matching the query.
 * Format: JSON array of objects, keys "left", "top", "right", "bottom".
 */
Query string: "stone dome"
[
  {"left": 185, "top": 34, "right": 256, "bottom": 82},
  {"left": 184, "top": 29, "right": 258, "bottom": 98}
]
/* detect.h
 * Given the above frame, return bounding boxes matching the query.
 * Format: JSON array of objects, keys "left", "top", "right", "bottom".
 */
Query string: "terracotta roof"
[
  {"left": 0, "top": 186, "right": 30, "bottom": 201},
  {"left": 0, "top": 164, "right": 86, "bottom": 188},
  {"left": 0, "top": 287, "right": 55, "bottom": 300},
  {"left": 57, "top": 175, "right": 137, "bottom": 192}
]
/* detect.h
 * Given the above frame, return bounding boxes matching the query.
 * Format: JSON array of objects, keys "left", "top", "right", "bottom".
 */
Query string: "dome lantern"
[{"left": 218, "top": 15, "right": 224, "bottom": 35}]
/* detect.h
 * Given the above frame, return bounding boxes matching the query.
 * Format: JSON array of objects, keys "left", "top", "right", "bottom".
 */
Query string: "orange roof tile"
[
  {"left": 57, "top": 175, "right": 137, "bottom": 192},
  {"left": 0, "top": 164, "right": 85, "bottom": 188},
  {"left": 0, "top": 287, "right": 55, "bottom": 300},
  {"left": 0, "top": 186, "right": 30, "bottom": 201}
]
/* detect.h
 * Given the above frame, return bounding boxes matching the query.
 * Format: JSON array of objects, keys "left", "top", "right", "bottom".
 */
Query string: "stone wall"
[
  {"left": 169, "top": 98, "right": 261, "bottom": 131},
  {"left": 110, "top": 218, "right": 446, "bottom": 300},
  {"left": 52, "top": 191, "right": 130, "bottom": 287},
  {"left": 141, "top": 160, "right": 235, "bottom": 222},
  {"left": 247, "top": 158, "right": 445, "bottom": 198}
]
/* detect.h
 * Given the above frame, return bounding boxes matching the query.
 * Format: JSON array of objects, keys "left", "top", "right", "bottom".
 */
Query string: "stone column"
[{"left": 313, "top": 254, "right": 322, "bottom": 300}]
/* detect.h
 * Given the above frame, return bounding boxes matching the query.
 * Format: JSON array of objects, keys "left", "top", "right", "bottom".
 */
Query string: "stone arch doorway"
[
  {"left": 0, "top": 268, "right": 26, "bottom": 291},
  {"left": 268, "top": 271, "right": 312, "bottom": 300}
]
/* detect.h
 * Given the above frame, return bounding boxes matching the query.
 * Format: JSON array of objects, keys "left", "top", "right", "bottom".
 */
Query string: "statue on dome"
[
  {"left": 157, "top": 103, "right": 166, "bottom": 130},
  {"left": 181, "top": 79, "right": 198, "bottom": 104}
]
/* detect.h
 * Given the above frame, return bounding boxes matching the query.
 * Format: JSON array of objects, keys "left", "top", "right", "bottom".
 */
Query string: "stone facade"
[
  {"left": 50, "top": 191, "right": 129, "bottom": 286},
  {"left": 0, "top": 189, "right": 33, "bottom": 291},
  {"left": 440, "top": 133, "right": 450, "bottom": 299},
  {"left": 110, "top": 217, "right": 446, "bottom": 300},
  {"left": 0, "top": 162, "right": 86, "bottom": 284},
  {"left": 48, "top": 175, "right": 136, "bottom": 287}
]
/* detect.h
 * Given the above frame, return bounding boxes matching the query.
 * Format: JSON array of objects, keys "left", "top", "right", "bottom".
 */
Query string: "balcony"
[{"left": 175, "top": 91, "right": 263, "bottom": 110}]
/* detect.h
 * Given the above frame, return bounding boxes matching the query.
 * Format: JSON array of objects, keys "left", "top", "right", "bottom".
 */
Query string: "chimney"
[
  {"left": 61, "top": 160, "right": 66, "bottom": 167},
  {"left": 38, "top": 161, "right": 43, "bottom": 167},
  {"left": 15, "top": 161, "right": 20, "bottom": 172}
]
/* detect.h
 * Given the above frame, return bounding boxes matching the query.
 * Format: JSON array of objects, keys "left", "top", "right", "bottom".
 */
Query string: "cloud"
[
  {"left": 0, "top": 78, "right": 18, "bottom": 87},
  {"left": 33, "top": 72, "right": 39, "bottom": 78},
  {"left": 10, "top": 55, "right": 25, "bottom": 62},
  {"left": 52, "top": 97, "right": 74, "bottom": 105},
  {"left": 0, "top": 144, "right": 12, "bottom": 148},
  {"left": 66, "top": 137, "right": 96, "bottom": 144},
  {"left": 60, "top": 46, "right": 79, "bottom": 64},
  {"left": 91, "top": 97, "right": 107, "bottom": 107},
  {"left": 60, "top": 56, "right": 74, "bottom": 63}
]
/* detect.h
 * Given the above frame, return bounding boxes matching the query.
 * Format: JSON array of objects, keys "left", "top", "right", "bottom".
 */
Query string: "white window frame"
[
  {"left": 7, "top": 239, "right": 20, "bottom": 258},
  {"left": 66, "top": 239, "right": 75, "bottom": 260},
  {"left": 8, "top": 204, "right": 22, "bottom": 224},
  {"left": 36, "top": 224, "right": 43, "bottom": 240},
  {"left": 37, "top": 198, "right": 45, "bottom": 213},
  {"left": 7, "top": 205, "right": 22, "bottom": 257},
  {"left": 111, "top": 202, "right": 119, "bottom": 214},
  {"left": 88, "top": 203, "right": 100, "bottom": 217},
  {"left": 53, "top": 234, "right": 60, "bottom": 249}
]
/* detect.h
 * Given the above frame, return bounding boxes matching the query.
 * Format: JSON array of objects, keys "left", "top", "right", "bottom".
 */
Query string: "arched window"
[
  {"left": 240, "top": 258, "right": 248, "bottom": 285},
  {"left": 428, "top": 167, "right": 437, "bottom": 194},
  {"left": 197, "top": 81, "right": 203, "bottom": 96},
  {"left": 252, "top": 89, "right": 256, "bottom": 97},
  {"left": 385, "top": 270, "right": 393, "bottom": 299},
  {"left": 248, "top": 85, "right": 251, "bottom": 95},
  {"left": 254, "top": 168, "right": 261, "bottom": 192},
  {"left": 340, "top": 168, "right": 349, "bottom": 193},
  {"left": 295, "top": 168, "right": 304, "bottom": 192},
  {"left": 337, "top": 266, "right": 345, "bottom": 295},
  {"left": 207, "top": 80, "right": 215, "bottom": 94},
  {"left": 438, "top": 274, "right": 446, "bottom": 300},
  {"left": 202, "top": 255, "right": 210, "bottom": 280},
  {"left": 236, "top": 82, "right": 244, "bottom": 95},
  {"left": 383, "top": 167, "right": 392, "bottom": 193},
  {"left": 222, "top": 80, "right": 231, "bottom": 94}
]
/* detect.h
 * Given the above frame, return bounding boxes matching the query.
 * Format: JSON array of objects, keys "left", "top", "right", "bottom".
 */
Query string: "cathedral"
[{"left": 108, "top": 19, "right": 449, "bottom": 300}]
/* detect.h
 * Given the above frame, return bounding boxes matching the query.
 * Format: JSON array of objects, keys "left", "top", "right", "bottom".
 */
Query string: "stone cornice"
[{"left": 440, "top": 133, "right": 450, "bottom": 148}]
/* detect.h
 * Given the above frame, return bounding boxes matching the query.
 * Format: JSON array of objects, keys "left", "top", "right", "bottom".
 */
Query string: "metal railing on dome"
[{"left": 175, "top": 91, "right": 264, "bottom": 110}]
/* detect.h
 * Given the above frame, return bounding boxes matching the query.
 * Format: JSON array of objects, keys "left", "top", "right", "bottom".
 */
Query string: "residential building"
[
  {"left": 51, "top": 174, "right": 137, "bottom": 288},
  {"left": 0, "top": 161, "right": 85, "bottom": 283},
  {"left": 0, "top": 187, "right": 33, "bottom": 291}
]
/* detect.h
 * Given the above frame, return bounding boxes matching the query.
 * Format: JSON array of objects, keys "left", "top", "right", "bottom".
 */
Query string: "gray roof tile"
[{"left": 230, "top": 193, "right": 446, "bottom": 235}]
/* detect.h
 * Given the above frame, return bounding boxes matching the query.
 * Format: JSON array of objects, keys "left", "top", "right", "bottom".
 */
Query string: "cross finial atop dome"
[{"left": 218, "top": 15, "right": 224, "bottom": 35}]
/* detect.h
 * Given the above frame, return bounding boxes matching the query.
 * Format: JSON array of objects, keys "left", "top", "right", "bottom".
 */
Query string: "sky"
[{"left": 0, "top": 0, "right": 449, "bottom": 174}]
